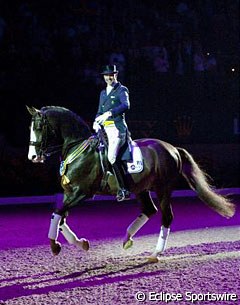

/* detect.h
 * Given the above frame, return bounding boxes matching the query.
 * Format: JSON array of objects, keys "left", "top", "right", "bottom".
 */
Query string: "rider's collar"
[
  {"left": 106, "top": 82, "right": 120, "bottom": 94},
  {"left": 113, "top": 82, "right": 120, "bottom": 90}
]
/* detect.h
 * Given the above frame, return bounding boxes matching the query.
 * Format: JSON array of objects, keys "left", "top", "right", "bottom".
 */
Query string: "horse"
[{"left": 27, "top": 105, "right": 235, "bottom": 262}]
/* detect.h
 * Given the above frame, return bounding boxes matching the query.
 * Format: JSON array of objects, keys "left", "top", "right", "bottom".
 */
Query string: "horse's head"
[
  {"left": 27, "top": 106, "right": 59, "bottom": 163},
  {"left": 27, "top": 105, "right": 92, "bottom": 163}
]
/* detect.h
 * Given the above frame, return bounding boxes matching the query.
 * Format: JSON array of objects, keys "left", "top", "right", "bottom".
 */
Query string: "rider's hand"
[
  {"left": 95, "top": 111, "right": 112, "bottom": 125},
  {"left": 93, "top": 121, "right": 101, "bottom": 132}
]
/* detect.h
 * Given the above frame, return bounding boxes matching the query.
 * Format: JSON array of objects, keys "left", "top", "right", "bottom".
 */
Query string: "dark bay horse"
[{"left": 27, "top": 106, "right": 235, "bottom": 262}]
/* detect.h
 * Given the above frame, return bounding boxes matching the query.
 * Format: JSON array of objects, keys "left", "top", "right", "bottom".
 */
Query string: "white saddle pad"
[{"left": 127, "top": 141, "right": 144, "bottom": 174}]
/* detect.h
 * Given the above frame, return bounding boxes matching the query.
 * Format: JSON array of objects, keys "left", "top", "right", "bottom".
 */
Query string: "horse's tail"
[{"left": 177, "top": 147, "right": 236, "bottom": 218}]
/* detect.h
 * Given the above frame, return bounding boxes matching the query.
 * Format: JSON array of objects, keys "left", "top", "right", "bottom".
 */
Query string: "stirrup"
[{"left": 116, "top": 189, "right": 131, "bottom": 202}]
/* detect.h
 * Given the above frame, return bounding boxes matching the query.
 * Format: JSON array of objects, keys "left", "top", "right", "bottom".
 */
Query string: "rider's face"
[{"left": 103, "top": 73, "right": 118, "bottom": 86}]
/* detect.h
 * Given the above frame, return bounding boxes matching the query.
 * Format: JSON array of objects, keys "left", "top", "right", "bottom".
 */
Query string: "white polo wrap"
[{"left": 48, "top": 213, "right": 62, "bottom": 240}]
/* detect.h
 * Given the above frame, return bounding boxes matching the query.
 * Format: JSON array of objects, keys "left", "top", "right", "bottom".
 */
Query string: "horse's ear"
[{"left": 26, "top": 105, "right": 40, "bottom": 116}]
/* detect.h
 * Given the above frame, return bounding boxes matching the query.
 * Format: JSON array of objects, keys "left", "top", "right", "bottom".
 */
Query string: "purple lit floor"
[{"left": 0, "top": 196, "right": 239, "bottom": 305}]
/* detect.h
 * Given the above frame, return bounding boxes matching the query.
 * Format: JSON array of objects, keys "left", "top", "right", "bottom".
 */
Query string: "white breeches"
[{"left": 104, "top": 125, "right": 123, "bottom": 164}]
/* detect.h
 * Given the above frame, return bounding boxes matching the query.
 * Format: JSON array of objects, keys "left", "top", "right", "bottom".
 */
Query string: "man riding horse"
[
  {"left": 27, "top": 105, "right": 235, "bottom": 260},
  {"left": 93, "top": 65, "right": 131, "bottom": 202}
]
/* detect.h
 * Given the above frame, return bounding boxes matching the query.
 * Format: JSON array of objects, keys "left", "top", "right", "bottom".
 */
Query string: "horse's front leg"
[
  {"left": 59, "top": 218, "right": 90, "bottom": 251},
  {"left": 48, "top": 213, "right": 62, "bottom": 255},
  {"left": 48, "top": 188, "right": 88, "bottom": 255}
]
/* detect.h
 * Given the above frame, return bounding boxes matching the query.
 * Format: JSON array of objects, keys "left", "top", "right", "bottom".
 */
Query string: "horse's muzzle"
[{"left": 31, "top": 155, "right": 46, "bottom": 163}]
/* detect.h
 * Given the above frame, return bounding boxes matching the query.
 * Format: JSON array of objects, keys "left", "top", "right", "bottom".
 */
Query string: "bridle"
[{"left": 30, "top": 112, "right": 63, "bottom": 157}]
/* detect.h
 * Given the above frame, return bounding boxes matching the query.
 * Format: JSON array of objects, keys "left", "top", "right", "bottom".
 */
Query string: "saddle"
[
  {"left": 58, "top": 132, "right": 144, "bottom": 192},
  {"left": 126, "top": 141, "right": 144, "bottom": 174},
  {"left": 96, "top": 129, "right": 144, "bottom": 190}
]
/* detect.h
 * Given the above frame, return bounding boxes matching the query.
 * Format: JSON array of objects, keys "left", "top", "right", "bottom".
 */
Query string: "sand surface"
[
  {"left": 0, "top": 195, "right": 239, "bottom": 304},
  {"left": 0, "top": 226, "right": 239, "bottom": 305}
]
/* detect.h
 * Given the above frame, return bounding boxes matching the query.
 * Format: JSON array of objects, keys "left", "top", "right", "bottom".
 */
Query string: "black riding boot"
[{"left": 112, "top": 162, "right": 131, "bottom": 202}]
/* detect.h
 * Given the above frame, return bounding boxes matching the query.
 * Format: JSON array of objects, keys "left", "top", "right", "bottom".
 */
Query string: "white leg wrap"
[
  {"left": 59, "top": 220, "right": 78, "bottom": 245},
  {"left": 127, "top": 213, "right": 149, "bottom": 237},
  {"left": 48, "top": 213, "right": 62, "bottom": 240},
  {"left": 152, "top": 225, "right": 170, "bottom": 257}
]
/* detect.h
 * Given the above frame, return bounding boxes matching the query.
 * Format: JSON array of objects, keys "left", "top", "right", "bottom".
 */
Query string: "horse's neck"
[
  {"left": 56, "top": 113, "right": 91, "bottom": 157},
  {"left": 62, "top": 137, "right": 85, "bottom": 158}
]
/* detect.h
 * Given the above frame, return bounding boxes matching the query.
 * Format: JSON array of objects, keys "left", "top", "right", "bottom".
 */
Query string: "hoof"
[
  {"left": 77, "top": 238, "right": 90, "bottom": 251},
  {"left": 147, "top": 256, "right": 160, "bottom": 263},
  {"left": 123, "top": 238, "right": 133, "bottom": 250},
  {"left": 50, "top": 240, "right": 62, "bottom": 256}
]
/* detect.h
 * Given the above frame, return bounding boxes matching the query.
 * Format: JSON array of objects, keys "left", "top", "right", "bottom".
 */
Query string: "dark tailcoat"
[
  {"left": 96, "top": 82, "right": 130, "bottom": 133},
  {"left": 96, "top": 82, "right": 131, "bottom": 161}
]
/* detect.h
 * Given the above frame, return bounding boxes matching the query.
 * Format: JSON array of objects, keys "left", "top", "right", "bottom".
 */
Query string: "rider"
[{"left": 93, "top": 64, "right": 131, "bottom": 201}]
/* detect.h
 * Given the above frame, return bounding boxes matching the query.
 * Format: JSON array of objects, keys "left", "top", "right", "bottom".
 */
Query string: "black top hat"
[{"left": 101, "top": 65, "right": 118, "bottom": 75}]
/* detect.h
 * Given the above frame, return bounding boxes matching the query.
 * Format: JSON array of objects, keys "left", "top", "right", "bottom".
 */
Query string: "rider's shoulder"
[{"left": 118, "top": 82, "right": 129, "bottom": 93}]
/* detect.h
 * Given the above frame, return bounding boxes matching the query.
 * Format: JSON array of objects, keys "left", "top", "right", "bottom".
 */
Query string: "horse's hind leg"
[
  {"left": 150, "top": 187, "right": 173, "bottom": 260},
  {"left": 123, "top": 191, "right": 158, "bottom": 250}
]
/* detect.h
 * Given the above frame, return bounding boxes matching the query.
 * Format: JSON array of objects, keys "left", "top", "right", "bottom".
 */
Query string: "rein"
[
  {"left": 59, "top": 136, "right": 95, "bottom": 177},
  {"left": 45, "top": 144, "right": 63, "bottom": 157}
]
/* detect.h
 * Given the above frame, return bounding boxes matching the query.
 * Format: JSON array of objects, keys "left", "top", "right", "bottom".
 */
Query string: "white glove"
[
  {"left": 95, "top": 111, "right": 112, "bottom": 125},
  {"left": 93, "top": 121, "right": 101, "bottom": 132}
]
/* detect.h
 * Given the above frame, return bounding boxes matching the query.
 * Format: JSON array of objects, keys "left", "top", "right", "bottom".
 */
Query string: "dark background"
[{"left": 0, "top": 0, "right": 239, "bottom": 196}]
